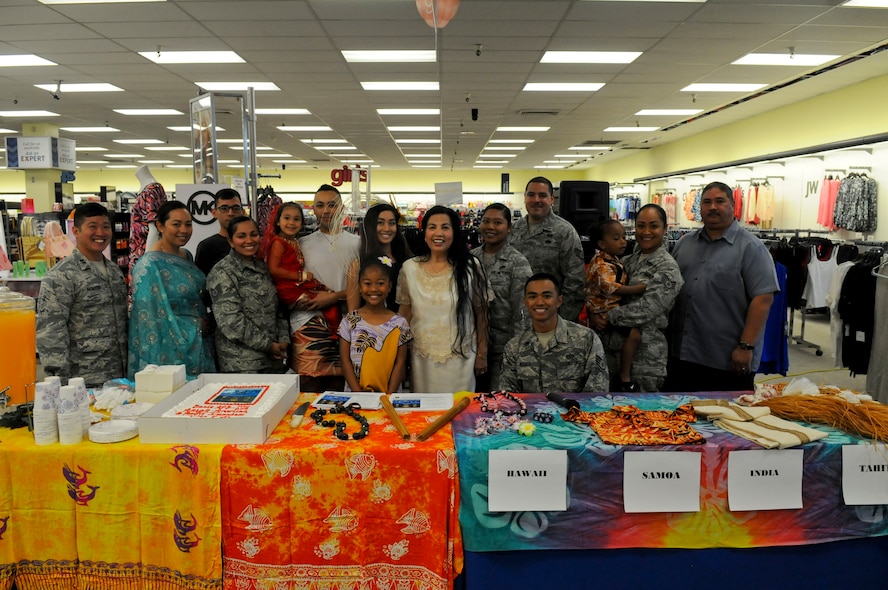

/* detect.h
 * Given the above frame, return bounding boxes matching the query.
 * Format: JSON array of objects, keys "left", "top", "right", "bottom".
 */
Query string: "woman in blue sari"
[{"left": 129, "top": 200, "right": 216, "bottom": 379}]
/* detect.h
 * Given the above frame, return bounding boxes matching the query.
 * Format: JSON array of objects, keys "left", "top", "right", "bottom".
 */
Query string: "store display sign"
[
  {"left": 623, "top": 451, "right": 701, "bottom": 513},
  {"left": 727, "top": 449, "right": 803, "bottom": 511},
  {"left": 488, "top": 450, "right": 567, "bottom": 512},
  {"left": 842, "top": 444, "right": 888, "bottom": 505},
  {"left": 5, "top": 136, "right": 77, "bottom": 171}
]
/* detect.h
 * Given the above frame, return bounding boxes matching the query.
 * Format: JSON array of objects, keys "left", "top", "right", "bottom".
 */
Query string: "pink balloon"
[{"left": 416, "top": 0, "right": 460, "bottom": 28}]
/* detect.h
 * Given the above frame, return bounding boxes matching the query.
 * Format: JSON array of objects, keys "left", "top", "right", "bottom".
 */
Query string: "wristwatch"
[{"left": 737, "top": 341, "right": 755, "bottom": 351}]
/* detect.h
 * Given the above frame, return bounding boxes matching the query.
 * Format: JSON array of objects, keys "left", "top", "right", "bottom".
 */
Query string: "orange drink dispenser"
[{"left": 0, "top": 287, "right": 36, "bottom": 406}]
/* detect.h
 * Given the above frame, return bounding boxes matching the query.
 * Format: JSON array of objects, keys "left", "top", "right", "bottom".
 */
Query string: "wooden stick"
[
  {"left": 380, "top": 395, "right": 411, "bottom": 440},
  {"left": 416, "top": 397, "right": 470, "bottom": 442}
]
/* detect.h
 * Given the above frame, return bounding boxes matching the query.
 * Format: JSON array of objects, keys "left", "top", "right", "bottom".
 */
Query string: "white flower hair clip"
[{"left": 378, "top": 255, "right": 394, "bottom": 267}]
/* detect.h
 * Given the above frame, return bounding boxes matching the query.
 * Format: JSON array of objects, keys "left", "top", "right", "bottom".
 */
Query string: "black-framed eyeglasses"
[{"left": 216, "top": 205, "right": 244, "bottom": 213}]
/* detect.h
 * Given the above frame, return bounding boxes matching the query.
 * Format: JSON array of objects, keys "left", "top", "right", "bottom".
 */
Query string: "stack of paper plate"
[
  {"left": 89, "top": 420, "right": 139, "bottom": 443},
  {"left": 110, "top": 402, "right": 154, "bottom": 420}
]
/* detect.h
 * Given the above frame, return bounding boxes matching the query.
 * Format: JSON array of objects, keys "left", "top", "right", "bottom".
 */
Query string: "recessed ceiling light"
[
  {"left": 844, "top": 0, "right": 888, "bottom": 7},
  {"left": 61, "top": 126, "right": 118, "bottom": 131},
  {"left": 115, "top": 109, "right": 183, "bottom": 116},
  {"left": 106, "top": 164, "right": 139, "bottom": 168},
  {"left": 489, "top": 139, "right": 534, "bottom": 143},
  {"left": 523, "top": 83, "right": 605, "bottom": 92},
  {"left": 196, "top": 82, "right": 280, "bottom": 91},
  {"left": 104, "top": 153, "right": 144, "bottom": 158},
  {"left": 553, "top": 155, "right": 584, "bottom": 159},
  {"left": 139, "top": 51, "right": 244, "bottom": 64},
  {"left": 277, "top": 125, "right": 332, "bottom": 132},
  {"left": 484, "top": 146, "right": 525, "bottom": 151},
  {"left": 138, "top": 160, "right": 175, "bottom": 164},
  {"left": 387, "top": 126, "right": 441, "bottom": 132},
  {"left": 477, "top": 160, "right": 508, "bottom": 164},
  {"left": 272, "top": 159, "right": 307, "bottom": 164},
  {"left": 74, "top": 146, "right": 107, "bottom": 151},
  {"left": 301, "top": 139, "right": 347, "bottom": 144},
  {"left": 0, "top": 128, "right": 15, "bottom": 134},
  {"left": 361, "top": 82, "right": 439, "bottom": 91},
  {"left": 114, "top": 139, "right": 164, "bottom": 144},
  {"left": 541, "top": 51, "right": 641, "bottom": 64},
  {"left": 479, "top": 153, "right": 517, "bottom": 158},
  {"left": 216, "top": 138, "right": 245, "bottom": 144},
  {"left": 377, "top": 108, "right": 440, "bottom": 115},
  {"left": 394, "top": 139, "right": 440, "bottom": 144},
  {"left": 168, "top": 125, "right": 224, "bottom": 132},
  {"left": 340, "top": 159, "right": 374, "bottom": 164},
  {"left": 496, "top": 126, "right": 550, "bottom": 132},
  {"left": 568, "top": 145, "right": 612, "bottom": 150},
  {"left": 255, "top": 108, "right": 311, "bottom": 115},
  {"left": 681, "top": 83, "right": 766, "bottom": 92},
  {"left": 635, "top": 109, "right": 703, "bottom": 116},
  {"left": 145, "top": 146, "right": 188, "bottom": 151},
  {"left": 604, "top": 126, "right": 659, "bottom": 132},
  {"left": 256, "top": 153, "right": 292, "bottom": 158},
  {"left": 342, "top": 50, "right": 436, "bottom": 62},
  {"left": 0, "top": 54, "right": 57, "bottom": 67},
  {"left": 546, "top": 160, "right": 578, "bottom": 164},
  {"left": 76, "top": 160, "right": 108, "bottom": 164},
  {"left": 732, "top": 53, "right": 839, "bottom": 66},
  {"left": 412, "top": 164, "right": 441, "bottom": 168},
  {"left": 402, "top": 153, "right": 440, "bottom": 158},
  {"left": 36, "top": 83, "right": 122, "bottom": 93},
  {"left": 1, "top": 110, "right": 59, "bottom": 117}
]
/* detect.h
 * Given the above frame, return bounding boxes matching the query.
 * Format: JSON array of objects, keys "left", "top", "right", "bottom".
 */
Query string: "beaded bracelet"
[
  {"left": 532, "top": 411, "right": 554, "bottom": 423},
  {"left": 474, "top": 391, "right": 528, "bottom": 416},
  {"left": 311, "top": 402, "right": 370, "bottom": 440}
]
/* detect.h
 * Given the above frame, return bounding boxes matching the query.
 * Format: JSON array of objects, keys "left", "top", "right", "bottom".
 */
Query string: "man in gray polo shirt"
[{"left": 666, "top": 181, "right": 779, "bottom": 392}]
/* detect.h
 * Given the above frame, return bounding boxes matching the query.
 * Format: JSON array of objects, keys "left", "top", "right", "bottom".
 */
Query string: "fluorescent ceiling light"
[
  {"left": 39, "top": 0, "right": 165, "bottom": 3},
  {"left": 546, "top": 160, "right": 578, "bottom": 164},
  {"left": 480, "top": 153, "right": 516, "bottom": 158},
  {"left": 168, "top": 125, "right": 224, "bottom": 132},
  {"left": 402, "top": 153, "right": 440, "bottom": 158},
  {"left": 0, "top": 128, "right": 15, "bottom": 134},
  {"left": 496, "top": 126, "right": 550, "bottom": 132},
  {"left": 484, "top": 146, "right": 525, "bottom": 151},
  {"left": 474, "top": 165, "right": 503, "bottom": 169},
  {"left": 394, "top": 139, "right": 440, "bottom": 144},
  {"left": 167, "top": 165, "right": 194, "bottom": 169},
  {"left": 377, "top": 108, "right": 440, "bottom": 115},
  {"left": 329, "top": 153, "right": 367, "bottom": 158},
  {"left": 1, "top": 110, "right": 59, "bottom": 117},
  {"left": 138, "top": 160, "right": 174, "bottom": 164},
  {"left": 277, "top": 125, "right": 332, "bottom": 131},
  {"left": 412, "top": 164, "right": 441, "bottom": 168},
  {"left": 36, "top": 83, "right": 122, "bottom": 93},
  {"left": 342, "top": 50, "right": 436, "bottom": 63},
  {"left": 541, "top": 51, "right": 641, "bottom": 64},
  {"left": 256, "top": 153, "right": 292, "bottom": 158},
  {"left": 104, "top": 153, "right": 144, "bottom": 158},
  {"left": 489, "top": 139, "right": 534, "bottom": 143},
  {"left": 636, "top": 109, "right": 702, "bottom": 116},
  {"left": 76, "top": 160, "right": 107, "bottom": 164},
  {"left": 61, "top": 126, "right": 118, "bottom": 132},
  {"left": 106, "top": 164, "right": 139, "bottom": 168},
  {"left": 535, "top": 165, "right": 565, "bottom": 169},
  {"left": 145, "top": 146, "right": 188, "bottom": 151},
  {"left": 604, "top": 126, "right": 659, "bottom": 132},
  {"left": 217, "top": 160, "right": 240, "bottom": 164},
  {"left": 682, "top": 83, "right": 766, "bottom": 92},
  {"left": 255, "top": 108, "right": 311, "bottom": 115},
  {"left": 273, "top": 159, "right": 307, "bottom": 164},
  {"left": 114, "top": 139, "right": 164, "bottom": 144},
  {"left": 523, "top": 83, "right": 605, "bottom": 91},
  {"left": 553, "top": 155, "right": 584, "bottom": 159},
  {"left": 196, "top": 82, "right": 280, "bottom": 91},
  {"left": 140, "top": 51, "right": 243, "bottom": 64},
  {"left": 340, "top": 160, "right": 374, "bottom": 164},
  {"left": 216, "top": 138, "right": 245, "bottom": 144},
  {"left": 302, "top": 139, "right": 347, "bottom": 144},
  {"left": 569, "top": 145, "right": 612, "bottom": 150},
  {"left": 0, "top": 54, "right": 56, "bottom": 67},
  {"left": 361, "top": 81, "right": 439, "bottom": 91},
  {"left": 387, "top": 126, "right": 440, "bottom": 132},
  {"left": 844, "top": 0, "right": 888, "bottom": 7},
  {"left": 315, "top": 146, "right": 357, "bottom": 151},
  {"left": 477, "top": 160, "right": 508, "bottom": 164},
  {"left": 115, "top": 108, "right": 183, "bottom": 116},
  {"left": 229, "top": 145, "right": 273, "bottom": 150},
  {"left": 75, "top": 146, "right": 107, "bottom": 151},
  {"left": 732, "top": 53, "right": 839, "bottom": 66}
]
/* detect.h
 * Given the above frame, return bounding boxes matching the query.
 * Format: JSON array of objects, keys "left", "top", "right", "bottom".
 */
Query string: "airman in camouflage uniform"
[
  {"left": 496, "top": 272, "right": 609, "bottom": 393},
  {"left": 599, "top": 245, "right": 684, "bottom": 392},
  {"left": 509, "top": 177, "right": 586, "bottom": 321},
  {"left": 36, "top": 203, "right": 128, "bottom": 387},
  {"left": 207, "top": 249, "right": 290, "bottom": 373},
  {"left": 470, "top": 242, "right": 532, "bottom": 387}
]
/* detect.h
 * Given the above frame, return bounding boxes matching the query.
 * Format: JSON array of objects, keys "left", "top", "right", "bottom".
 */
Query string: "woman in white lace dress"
[{"left": 397, "top": 206, "right": 491, "bottom": 393}]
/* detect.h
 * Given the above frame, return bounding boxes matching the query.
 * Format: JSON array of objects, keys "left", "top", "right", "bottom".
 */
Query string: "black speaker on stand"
[{"left": 557, "top": 180, "right": 610, "bottom": 263}]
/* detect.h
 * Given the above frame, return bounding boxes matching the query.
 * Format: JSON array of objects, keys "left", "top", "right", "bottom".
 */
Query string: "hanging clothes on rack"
[
  {"left": 256, "top": 185, "right": 282, "bottom": 237},
  {"left": 826, "top": 259, "right": 856, "bottom": 367},
  {"left": 732, "top": 185, "right": 743, "bottom": 221},
  {"left": 867, "top": 256, "right": 888, "bottom": 403},
  {"left": 663, "top": 192, "right": 678, "bottom": 225},
  {"left": 801, "top": 240, "right": 837, "bottom": 309},
  {"left": 837, "top": 252, "right": 881, "bottom": 376},
  {"left": 817, "top": 175, "right": 840, "bottom": 231},
  {"left": 744, "top": 183, "right": 760, "bottom": 226},
  {"left": 833, "top": 173, "right": 878, "bottom": 233},
  {"left": 759, "top": 262, "right": 789, "bottom": 375},
  {"left": 757, "top": 182, "right": 775, "bottom": 229}
]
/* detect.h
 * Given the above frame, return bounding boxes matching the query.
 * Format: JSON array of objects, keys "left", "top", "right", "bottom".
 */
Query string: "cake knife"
[{"left": 290, "top": 402, "right": 311, "bottom": 428}]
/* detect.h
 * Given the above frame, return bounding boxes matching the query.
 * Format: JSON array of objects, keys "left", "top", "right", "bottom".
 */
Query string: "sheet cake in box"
[{"left": 138, "top": 373, "right": 300, "bottom": 444}]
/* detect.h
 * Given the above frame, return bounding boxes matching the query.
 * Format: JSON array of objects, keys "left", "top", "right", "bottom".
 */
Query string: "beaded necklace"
[
  {"left": 474, "top": 391, "right": 527, "bottom": 416},
  {"left": 310, "top": 402, "right": 369, "bottom": 440}
]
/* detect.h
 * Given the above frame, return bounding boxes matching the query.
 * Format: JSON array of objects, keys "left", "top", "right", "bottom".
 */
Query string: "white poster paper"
[
  {"left": 434, "top": 181, "right": 462, "bottom": 206},
  {"left": 842, "top": 444, "right": 888, "bottom": 505},
  {"left": 488, "top": 449, "right": 568, "bottom": 512},
  {"left": 727, "top": 449, "right": 803, "bottom": 511},
  {"left": 623, "top": 451, "right": 701, "bottom": 513}
]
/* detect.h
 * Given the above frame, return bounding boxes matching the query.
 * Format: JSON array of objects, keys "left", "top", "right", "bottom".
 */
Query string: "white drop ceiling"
[{"left": 1, "top": 0, "right": 887, "bottom": 171}]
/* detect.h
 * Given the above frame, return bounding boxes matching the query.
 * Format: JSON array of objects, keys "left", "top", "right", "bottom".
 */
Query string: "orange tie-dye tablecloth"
[
  {"left": 220, "top": 396, "right": 464, "bottom": 590},
  {"left": 0, "top": 425, "right": 223, "bottom": 590}
]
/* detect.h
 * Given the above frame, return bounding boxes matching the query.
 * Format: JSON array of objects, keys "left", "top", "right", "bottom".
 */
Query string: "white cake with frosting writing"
[{"left": 162, "top": 382, "right": 288, "bottom": 419}]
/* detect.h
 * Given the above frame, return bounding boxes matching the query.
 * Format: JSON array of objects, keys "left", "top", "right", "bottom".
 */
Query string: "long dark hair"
[
  {"left": 361, "top": 203, "right": 412, "bottom": 261},
  {"left": 417, "top": 205, "right": 489, "bottom": 358}
]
